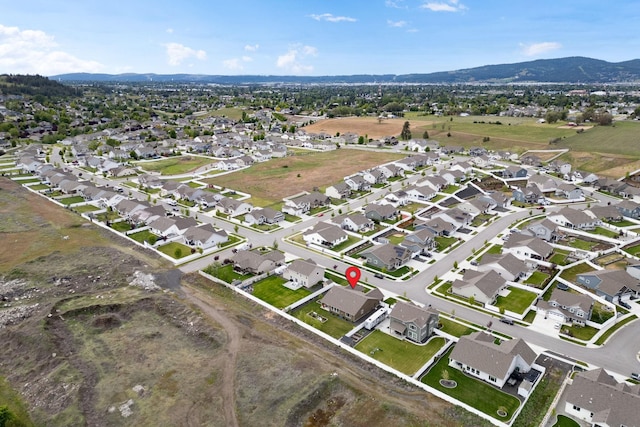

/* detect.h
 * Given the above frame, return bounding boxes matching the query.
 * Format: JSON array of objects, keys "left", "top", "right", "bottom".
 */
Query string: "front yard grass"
[
  {"left": 251, "top": 275, "right": 312, "bottom": 309},
  {"left": 435, "top": 236, "right": 458, "bottom": 252},
  {"left": 355, "top": 332, "right": 446, "bottom": 375},
  {"left": 59, "top": 196, "right": 86, "bottom": 206},
  {"left": 438, "top": 318, "right": 475, "bottom": 337},
  {"left": 524, "top": 271, "right": 550, "bottom": 289},
  {"left": 290, "top": 298, "right": 354, "bottom": 338},
  {"left": 333, "top": 235, "right": 361, "bottom": 253},
  {"left": 562, "top": 324, "right": 598, "bottom": 341},
  {"left": 422, "top": 349, "right": 520, "bottom": 422},
  {"left": 494, "top": 287, "right": 538, "bottom": 314}
]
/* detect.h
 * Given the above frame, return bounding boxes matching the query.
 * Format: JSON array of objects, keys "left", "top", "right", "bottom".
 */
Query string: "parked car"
[
  {"left": 632, "top": 372, "right": 640, "bottom": 381},
  {"left": 470, "top": 260, "right": 479, "bottom": 266},
  {"left": 374, "top": 273, "right": 384, "bottom": 279},
  {"left": 499, "top": 317, "right": 514, "bottom": 325}
]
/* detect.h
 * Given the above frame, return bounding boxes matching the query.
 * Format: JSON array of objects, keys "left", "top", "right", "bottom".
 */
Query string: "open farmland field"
[
  {"left": 135, "top": 156, "right": 215, "bottom": 175},
  {"left": 302, "top": 116, "right": 422, "bottom": 140},
  {"left": 202, "top": 149, "right": 405, "bottom": 207}
]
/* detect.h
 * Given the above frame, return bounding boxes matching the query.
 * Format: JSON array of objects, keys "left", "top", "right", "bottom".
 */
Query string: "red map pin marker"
[{"left": 345, "top": 266, "right": 361, "bottom": 289}]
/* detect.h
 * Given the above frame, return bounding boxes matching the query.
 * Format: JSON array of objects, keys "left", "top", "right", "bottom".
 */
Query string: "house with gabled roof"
[
  {"left": 536, "top": 288, "right": 593, "bottom": 325},
  {"left": 344, "top": 174, "right": 370, "bottom": 192},
  {"left": 364, "top": 203, "right": 399, "bottom": 222},
  {"left": 325, "top": 181, "right": 352, "bottom": 200},
  {"left": 379, "top": 164, "right": 404, "bottom": 179},
  {"left": 319, "top": 286, "right": 384, "bottom": 323},
  {"left": 449, "top": 332, "right": 537, "bottom": 389},
  {"left": 129, "top": 205, "right": 168, "bottom": 226},
  {"left": 338, "top": 213, "right": 374, "bottom": 233},
  {"left": 182, "top": 224, "right": 228, "bottom": 249},
  {"left": 418, "top": 175, "right": 447, "bottom": 192},
  {"left": 283, "top": 192, "right": 330, "bottom": 216},
  {"left": 503, "top": 234, "right": 553, "bottom": 261},
  {"left": 477, "top": 253, "right": 531, "bottom": 282},
  {"left": 576, "top": 269, "right": 640, "bottom": 304},
  {"left": 149, "top": 216, "right": 198, "bottom": 238},
  {"left": 555, "top": 183, "right": 583, "bottom": 200},
  {"left": 401, "top": 228, "right": 437, "bottom": 256},
  {"left": 404, "top": 185, "right": 436, "bottom": 202},
  {"left": 523, "top": 219, "right": 561, "bottom": 242},
  {"left": 283, "top": 259, "right": 325, "bottom": 289},
  {"left": 231, "top": 250, "right": 276, "bottom": 275},
  {"left": 389, "top": 301, "right": 439, "bottom": 343},
  {"left": 115, "top": 199, "right": 149, "bottom": 218},
  {"left": 502, "top": 165, "right": 528, "bottom": 179},
  {"left": 615, "top": 199, "right": 640, "bottom": 219},
  {"left": 433, "top": 208, "right": 472, "bottom": 228},
  {"left": 361, "top": 168, "right": 387, "bottom": 185},
  {"left": 564, "top": 368, "right": 640, "bottom": 427},
  {"left": 548, "top": 206, "right": 599, "bottom": 230},
  {"left": 451, "top": 270, "right": 507, "bottom": 305},
  {"left": 216, "top": 196, "right": 252, "bottom": 217},
  {"left": 417, "top": 216, "right": 457, "bottom": 236},
  {"left": 244, "top": 207, "right": 284, "bottom": 225},
  {"left": 302, "top": 222, "right": 348, "bottom": 248},
  {"left": 360, "top": 244, "right": 412, "bottom": 271},
  {"left": 585, "top": 205, "right": 622, "bottom": 222},
  {"left": 512, "top": 184, "right": 545, "bottom": 204}
]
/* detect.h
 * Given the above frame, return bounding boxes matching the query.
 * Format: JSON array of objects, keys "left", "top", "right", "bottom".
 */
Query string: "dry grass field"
[
  {"left": 203, "top": 149, "right": 406, "bottom": 206},
  {"left": 303, "top": 117, "right": 424, "bottom": 140}
]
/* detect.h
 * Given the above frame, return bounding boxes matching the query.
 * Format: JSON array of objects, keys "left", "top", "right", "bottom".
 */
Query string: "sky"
[{"left": 1, "top": 0, "right": 639, "bottom": 76}]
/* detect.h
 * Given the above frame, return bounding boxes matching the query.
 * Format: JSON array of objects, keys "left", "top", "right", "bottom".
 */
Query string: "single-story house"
[{"left": 319, "top": 286, "right": 384, "bottom": 323}]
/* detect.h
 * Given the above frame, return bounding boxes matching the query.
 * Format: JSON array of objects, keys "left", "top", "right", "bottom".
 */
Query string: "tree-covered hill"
[{"left": 0, "top": 74, "right": 80, "bottom": 98}]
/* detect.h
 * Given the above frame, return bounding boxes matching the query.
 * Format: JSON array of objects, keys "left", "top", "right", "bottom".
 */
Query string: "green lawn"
[
  {"left": 495, "top": 287, "right": 538, "bottom": 314},
  {"left": 623, "top": 243, "right": 640, "bottom": 256},
  {"left": 524, "top": 271, "right": 550, "bottom": 289},
  {"left": 59, "top": 196, "right": 86, "bottom": 205},
  {"left": 563, "top": 324, "right": 598, "bottom": 341},
  {"left": 28, "top": 183, "right": 50, "bottom": 190},
  {"left": 559, "top": 262, "right": 596, "bottom": 282},
  {"left": 549, "top": 249, "right": 570, "bottom": 266},
  {"left": 333, "top": 235, "right": 361, "bottom": 252},
  {"left": 355, "top": 331, "right": 446, "bottom": 375},
  {"left": 95, "top": 211, "right": 121, "bottom": 222},
  {"left": 485, "top": 244, "right": 503, "bottom": 255},
  {"left": 471, "top": 213, "right": 495, "bottom": 227},
  {"left": 157, "top": 241, "right": 192, "bottom": 259},
  {"left": 19, "top": 178, "right": 42, "bottom": 184},
  {"left": 553, "top": 415, "right": 580, "bottom": 427},
  {"left": 590, "top": 301, "right": 615, "bottom": 324},
  {"left": 128, "top": 229, "right": 157, "bottom": 244},
  {"left": 386, "top": 233, "right": 406, "bottom": 245},
  {"left": 73, "top": 204, "right": 100, "bottom": 213},
  {"left": 563, "top": 237, "right": 598, "bottom": 251},
  {"left": 135, "top": 156, "right": 213, "bottom": 175},
  {"left": 435, "top": 236, "right": 458, "bottom": 252},
  {"left": 587, "top": 226, "right": 620, "bottom": 239},
  {"left": 251, "top": 275, "right": 312, "bottom": 309},
  {"left": 421, "top": 349, "right": 520, "bottom": 422},
  {"left": 110, "top": 221, "right": 132, "bottom": 232},
  {"left": 202, "top": 264, "right": 251, "bottom": 283},
  {"left": 438, "top": 318, "right": 475, "bottom": 337},
  {"left": 607, "top": 219, "right": 636, "bottom": 227},
  {"left": 290, "top": 298, "right": 354, "bottom": 338},
  {"left": 325, "top": 271, "right": 349, "bottom": 286},
  {"left": 442, "top": 184, "right": 459, "bottom": 194}
]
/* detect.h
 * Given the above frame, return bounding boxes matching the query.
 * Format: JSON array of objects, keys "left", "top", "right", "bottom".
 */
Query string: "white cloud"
[
  {"left": 244, "top": 44, "right": 259, "bottom": 52},
  {"left": 164, "top": 42, "right": 206, "bottom": 66},
  {"left": 385, "top": 0, "right": 407, "bottom": 8},
  {"left": 421, "top": 1, "right": 467, "bottom": 12},
  {"left": 387, "top": 20, "right": 407, "bottom": 28},
  {"left": 0, "top": 24, "right": 103, "bottom": 75},
  {"left": 223, "top": 55, "right": 253, "bottom": 71},
  {"left": 309, "top": 13, "right": 356, "bottom": 23},
  {"left": 520, "top": 42, "right": 562, "bottom": 56},
  {"left": 276, "top": 44, "right": 317, "bottom": 74},
  {"left": 166, "top": 28, "right": 174, "bottom": 34}
]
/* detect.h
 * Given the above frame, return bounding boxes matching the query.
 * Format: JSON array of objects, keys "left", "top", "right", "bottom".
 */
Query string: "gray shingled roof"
[
  {"left": 479, "top": 253, "right": 528, "bottom": 277},
  {"left": 287, "top": 259, "right": 320, "bottom": 276},
  {"left": 390, "top": 301, "right": 437, "bottom": 330},
  {"left": 320, "top": 286, "right": 383, "bottom": 318}
]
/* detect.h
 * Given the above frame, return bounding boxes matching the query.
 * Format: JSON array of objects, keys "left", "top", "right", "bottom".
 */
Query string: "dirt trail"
[{"left": 181, "top": 285, "right": 240, "bottom": 427}]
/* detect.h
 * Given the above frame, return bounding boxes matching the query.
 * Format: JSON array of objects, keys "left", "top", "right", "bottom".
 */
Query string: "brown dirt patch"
[
  {"left": 556, "top": 125, "right": 593, "bottom": 130},
  {"left": 303, "top": 117, "right": 422, "bottom": 140}
]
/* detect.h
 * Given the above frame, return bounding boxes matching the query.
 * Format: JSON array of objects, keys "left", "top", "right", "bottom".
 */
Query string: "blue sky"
[{"left": 1, "top": 0, "right": 639, "bottom": 76}]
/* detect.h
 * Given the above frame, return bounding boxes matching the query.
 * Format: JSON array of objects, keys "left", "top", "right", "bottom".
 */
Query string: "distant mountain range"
[{"left": 52, "top": 57, "right": 640, "bottom": 84}]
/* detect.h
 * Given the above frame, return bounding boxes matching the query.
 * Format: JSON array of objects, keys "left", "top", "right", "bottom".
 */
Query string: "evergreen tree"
[{"left": 400, "top": 121, "right": 411, "bottom": 140}]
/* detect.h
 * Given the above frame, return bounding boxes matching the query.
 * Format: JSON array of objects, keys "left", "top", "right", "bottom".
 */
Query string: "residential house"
[
  {"left": 389, "top": 301, "right": 439, "bottom": 343},
  {"left": 339, "top": 213, "right": 375, "bottom": 233},
  {"left": 344, "top": 174, "right": 371, "bottom": 192},
  {"left": 231, "top": 250, "right": 277, "bottom": 275},
  {"left": 362, "top": 168, "right": 387, "bottom": 185},
  {"left": 302, "top": 222, "right": 348, "bottom": 248},
  {"left": 319, "top": 286, "right": 384, "bottom": 322},
  {"left": 564, "top": 368, "right": 640, "bottom": 427},
  {"left": 418, "top": 217, "right": 457, "bottom": 236},
  {"left": 418, "top": 175, "right": 447, "bottom": 192},
  {"left": 480, "top": 191, "right": 510, "bottom": 209},
  {"left": 405, "top": 185, "right": 436, "bottom": 202},
  {"left": 440, "top": 169, "right": 466, "bottom": 185},
  {"left": 528, "top": 174, "right": 558, "bottom": 193},
  {"left": 548, "top": 207, "right": 599, "bottom": 230},
  {"left": 451, "top": 270, "right": 507, "bottom": 305},
  {"left": 471, "top": 154, "right": 492, "bottom": 168},
  {"left": 502, "top": 165, "right": 528, "bottom": 179},
  {"left": 360, "top": 244, "right": 412, "bottom": 271},
  {"left": 401, "top": 228, "right": 437, "bottom": 256},
  {"left": 555, "top": 183, "right": 583, "bottom": 201},
  {"left": 458, "top": 198, "right": 492, "bottom": 216},
  {"left": 536, "top": 288, "right": 593, "bottom": 325},
  {"left": 149, "top": 216, "right": 198, "bottom": 238},
  {"left": 477, "top": 253, "right": 531, "bottom": 282},
  {"left": 586, "top": 205, "right": 622, "bottom": 223},
  {"left": 512, "top": 184, "right": 545, "bottom": 205},
  {"left": 384, "top": 190, "right": 410, "bottom": 207},
  {"left": 182, "top": 224, "right": 228, "bottom": 250},
  {"left": 129, "top": 205, "right": 168, "bottom": 226},
  {"left": 379, "top": 164, "right": 405, "bottom": 179},
  {"left": 449, "top": 332, "right": 537, "bottom": 389},
  {"left": 503, "top": 234, "right": 553, "bottom": 261},
  {"left": 283, "top": 192, "right": 331, "bottom": 216},
  {"left": 524, "top": 219, "right": 562, "bottom": 242},
  {"left": 433, "top": 208, "right": 472, "bottom": 229},
  {"left": 325, "top": 182, "right": 352, "bottom": 200},
  {"left": 216, "top": 197, "right": 253, "bottom": 217},
  {"left": 615, "top": 200, "right": 640, "bottom": 219},
  {"left": 576, "top": 270, "right": 640, "bottom": 304},
  {"left": 364, "top": 203, "right": 399, "bottom": 222},
  {"left": 244, "top": 207, "right": 284, "bottom": 225},
  {"left": 283, "top": 259, "right": 325, "bottom": 289}
]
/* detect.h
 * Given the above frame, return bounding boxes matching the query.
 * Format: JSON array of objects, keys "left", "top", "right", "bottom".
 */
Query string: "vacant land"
[
  {"left": 303, "top": 116, "right": 418, "bottom": 140},
  {"left": 203, "top": 149, "right": 405, "bottom": 206},
  {"left": 135, "top": 156, "right": 214, "bottom": 175},
  {"left": 1, "top": 177, "right": 488, "bottom": 426}
]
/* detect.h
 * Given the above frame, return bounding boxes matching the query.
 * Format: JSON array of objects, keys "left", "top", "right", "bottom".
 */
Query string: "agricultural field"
[
  {"left": 203, "top": 149, "right": 405, "bottom": 207},
  {"left": 135, "top": 156, "right": 215, "bottom": 175}
]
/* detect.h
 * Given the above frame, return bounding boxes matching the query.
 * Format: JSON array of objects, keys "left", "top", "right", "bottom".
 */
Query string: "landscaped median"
[{"left": 421, "top": 349, "right": 520, "bottom": 423}]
